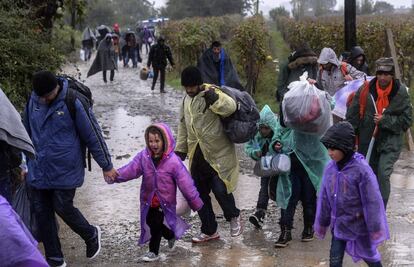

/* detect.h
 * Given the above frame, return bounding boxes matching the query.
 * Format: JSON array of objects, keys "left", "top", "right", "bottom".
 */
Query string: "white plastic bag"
[
  {"left": 253, "top": 154, "right": 291, "bottom": 177},
  {"left": 176, "top": 189, "right": 191, "bottom": 216},
  {"left": 282, "top": 72, "right": 332, "bottom": 135},
  {"left": 79, "top": 49, "right": 86, "bottom": 61}
]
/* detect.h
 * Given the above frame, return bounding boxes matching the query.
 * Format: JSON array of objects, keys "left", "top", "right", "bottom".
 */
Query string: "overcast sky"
[{"left": 153, "top": 0, "right": 413, "bottom": 15}]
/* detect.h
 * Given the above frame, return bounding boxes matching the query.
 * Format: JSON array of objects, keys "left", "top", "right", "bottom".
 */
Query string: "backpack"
[
  {"left": 59, "top": 75, "right": 94, "bottom": 171},
  {"left": 219, "top": 86, "right": 260, "bottom": 143}
]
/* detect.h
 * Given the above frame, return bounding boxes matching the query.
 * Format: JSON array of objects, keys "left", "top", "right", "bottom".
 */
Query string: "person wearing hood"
[
  {"left": 277, "top": 43, "right": 319, "bottom": 102},
  {"left": 106, "top": 123, "right": 203, "bottom": 262},
  {"left": 197, "top": 41, "right": 244, "bottom": 90},
  {"left": 347, "top": 46, "right": 369, "bottom": 75},
  {"left": 0, "top": 88, "right": 35, "bottom": 203},
  {"left": 147, "top": 36, "right": 174, "bottom": 93},
  {"left": 315, "top": 47, "right": 365, "bottom": 96},
  {"left": 245, "top": 105, "right": 282, "bottom": 228},
  {"left": 316, "top": 121, "right": 389, "bottom": 267},
  {"left": 346, "top": 57, "right": 412, "bottom": 208},
  {"left": 87, "top": 33, "right": 117, "bottom": 83},
  {"left": 0, "top": 195, "right": 49, "bottom": 267},
  {"left": 81, "top": 27, "right": 96, "bottom": 61},
  {"left": 175, "top": 66, "right": 243, "bottom": 243}
]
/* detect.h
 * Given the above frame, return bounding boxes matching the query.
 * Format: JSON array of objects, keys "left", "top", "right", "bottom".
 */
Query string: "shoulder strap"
[
  {"left": 340, "top": 62, "right": 348, "bottom": 77},
  {"left": 65, "top": 88, "right": 91, "bottom": 122},
  {"left": 358, "top": 80, "right": 370, "bottom": 119}
]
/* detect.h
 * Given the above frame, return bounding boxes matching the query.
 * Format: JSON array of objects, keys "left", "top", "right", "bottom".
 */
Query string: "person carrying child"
[
  {"left": 245, "top": 105, "right": 282, "bottom": 228},
  {"left": 105, "top": 123, "right": 203, "bottom": 262},
  {"left": 316, "top": 121, "right": 389, "bottom": 267}
]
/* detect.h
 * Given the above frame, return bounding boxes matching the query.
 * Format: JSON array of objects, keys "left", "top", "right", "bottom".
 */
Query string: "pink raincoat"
[{"left": 115, "top": 123, "right": 203, "bottom": 245}]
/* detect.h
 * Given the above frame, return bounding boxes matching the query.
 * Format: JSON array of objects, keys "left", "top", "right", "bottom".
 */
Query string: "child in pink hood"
[{"left": 107, "top": 123, "right": 203, "bottom": 262}]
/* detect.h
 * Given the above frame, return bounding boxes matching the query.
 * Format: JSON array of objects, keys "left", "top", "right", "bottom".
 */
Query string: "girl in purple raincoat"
[
  {"left": 316, "top": 122, "right": 389, "bottom": 267},
  {"left": 109, "top": 123, "right": 203, "bottom": 262},
  {"left": 0, "top": 195, "right": 49, "bottom": 267}
]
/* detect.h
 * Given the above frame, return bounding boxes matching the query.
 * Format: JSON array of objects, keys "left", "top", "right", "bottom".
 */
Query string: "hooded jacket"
[
  {"left": 317, "top": 47, "right": 365, "bottom": 96},
  {"left": 348, "top": 46, "right": 369, "bottom": 75},
  {"left": 176, "top": 84, "right": 239, "bottom": 193},
  {"left": 87, "top": 33, "right": 117, "bottom": 77},
  {"left": 315, "top": 123, "right": 389, "bottom": 262},
  {"left": 115, "top": 123, "right": 203, "bottom": 245},
  {"left": 147, "top": 41, "right": 174, "bottom": 69},
  {"left": 245, "top": 105, "right": 281, "bottom": 160}
]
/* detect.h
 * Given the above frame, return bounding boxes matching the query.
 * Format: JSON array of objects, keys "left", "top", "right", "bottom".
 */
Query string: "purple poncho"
[
  {"left": 0, "top": 196, "right": 48, "bottom": 267},
  {"left": 314, "top": 153, "right": 389, "bottom": 262}
]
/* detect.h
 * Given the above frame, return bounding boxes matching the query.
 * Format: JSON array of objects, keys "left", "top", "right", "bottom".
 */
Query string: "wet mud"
[{"left": 51, "top": 55, "right": 414, "bottom": 266}]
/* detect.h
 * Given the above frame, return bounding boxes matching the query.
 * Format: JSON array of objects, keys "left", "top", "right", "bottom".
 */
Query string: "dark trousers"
[
  {"left": 330, "top": 235, "right": 382, "bottom": 267},
  {"left": 151, "top": 67, "right": 166, "bottom": 91},
  {"left": 103, "top": 70, "right": 115, "bottom": 82},
  {"left": 0, "top": 172, "right": 12, "bottom": 203},
  {"left": 280, "top": 154, "right": 316, "bottom": 228},
  {"left": 146, "top": 207, "right": 175, "bottom": 255},
  {"left": 256, "top": 176, "right": 270, "bottom": 211},
  {"left": 31, "top": 188, "right": 95, "bottom": 260},
  {"left": 191, "top": 145, "right": 240, "bottom": 235}
]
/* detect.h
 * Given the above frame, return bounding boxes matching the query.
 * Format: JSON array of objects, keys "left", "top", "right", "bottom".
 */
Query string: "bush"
[{"left": 0, "top": 4, "right": 64, "bottom": 110}]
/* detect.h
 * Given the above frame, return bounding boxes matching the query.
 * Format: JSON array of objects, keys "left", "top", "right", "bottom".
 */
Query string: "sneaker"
[
  {"left": 249, "top": 210, "right": 265, "bottom": 229},
  {"left": 168, "top": 238, "right": 176, "bottom": 250},
  {"left": 191, "top": 232, "right": 220, "bottom": 243},
  {"left": 47, "top": 258, "right": 67, "bottom": 267},
  {"left": 274, "top": 225, "right": 292, "bottom": 248},
  {"left": 230, "top": 215, "right": 243, "bottom": 237},
  {"left": 301, "top": 226, "right": 314, "bottom": 242},
  {"left": 142, "top": 252, "right": 159, "bottom": 262},
  {"left": 86, "top": 225, "right": 102, "bottom": 259}
]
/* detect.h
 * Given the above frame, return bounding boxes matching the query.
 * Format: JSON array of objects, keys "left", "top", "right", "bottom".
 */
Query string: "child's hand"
[
  {"left": 103, "top": 168, "right": 119, "bottom": 184},
  {"left": 273, "top": 141, "right": 283, "bottom": 152}
]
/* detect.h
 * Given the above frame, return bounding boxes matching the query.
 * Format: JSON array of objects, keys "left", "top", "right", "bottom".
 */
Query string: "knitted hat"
[
  {"left": 181, "top": 66, "right": 203, "bottom": 86},
  {"left": 375, "top": 57, "right": 394, "bottom": 74},
  {"left": 32, "top": 71, "right": 58, "bottom": 97},
  {"left": 320, "top": 121, "right": 355, "bottom": 154}
]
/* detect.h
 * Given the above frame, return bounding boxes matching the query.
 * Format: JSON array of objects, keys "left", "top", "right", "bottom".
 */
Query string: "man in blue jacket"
[{"left": 24, "top": 71, "right": 117, "bottom": 267}]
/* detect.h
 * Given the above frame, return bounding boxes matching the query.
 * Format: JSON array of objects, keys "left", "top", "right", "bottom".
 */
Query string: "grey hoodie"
[{"left": 317, "top": 48, "right": 365, "bottom": 96}]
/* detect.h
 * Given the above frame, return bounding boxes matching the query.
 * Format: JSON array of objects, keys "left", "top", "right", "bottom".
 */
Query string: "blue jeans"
[
  {"left": 280, "top": 153, "right": 316, "bottom": 228},
  {"left": 330, "top": 235, "right": 382, "bottom": 267},
  {"left": 256, "top": 176, "right": 270, "bottom": 210},
  {"left": 31, "top": 188, "right": 96, "bottom": 261},
  {"left": 0, "top": 171, "right": 12, "bottom": 203},
  {"left": 191, "top": 145, "right": 240, "bottom": 235}
]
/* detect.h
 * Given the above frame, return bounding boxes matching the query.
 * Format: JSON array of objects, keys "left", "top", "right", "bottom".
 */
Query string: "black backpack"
[
  {"left": 59, "top": 75, "right": 94, "bottom": 171},
  {"left": 220, "top": 86, "right": 260, "bottom": 143}
]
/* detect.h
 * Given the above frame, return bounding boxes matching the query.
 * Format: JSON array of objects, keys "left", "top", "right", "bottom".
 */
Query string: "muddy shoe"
[
  {"left": 249, "top": 210, "right": 265, "bottom": 229},
  {"left": 86, "top": 225, "right": 101, "bottom": 259},
  {"left": 192, "top": 232, "right": 220, "bottom": 243},
  {"left": 230, "top": 215, "right": 243, "bottom": 237},
  {"left": 160, "top": 89, "right": 166, "bottom": 93},
  {"left": 47, "top": 258, "right": 67, "bottom": 267},
  {"left": 274, "top": 226, "right": 292, "bottom": 248},
  {"left": 168, "top": 238, "right": 176, "bottom": 250},
  {"left": 301, "top": 226, "right": 314, "bottom": 242},
  {"left": 142, "top": 252, "right": 159, "bottom": 262}
]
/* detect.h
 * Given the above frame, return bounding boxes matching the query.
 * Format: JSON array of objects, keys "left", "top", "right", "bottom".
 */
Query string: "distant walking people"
[
  {"left": 87, "top": 33, "right": 117, "bottom": 83},
  {"left": 147, "top": 36, "right": 174, "bottom": 93}
]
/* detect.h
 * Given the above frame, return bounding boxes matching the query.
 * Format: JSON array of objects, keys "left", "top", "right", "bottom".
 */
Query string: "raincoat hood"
[
  {"left": 321, "top": 121, "right": 355, "bottom": 154},
  {"left": 318, "top": 47, "right": 341, "bottom": 66},
  {"left": 144, "top": 123, "right": 175, "bottom": 157},
  {"left": 258, "top": 105, "right": 279, "bottom": 134},
  {"left": 349, "top": 46, "right": 366, "bottom": 62}
]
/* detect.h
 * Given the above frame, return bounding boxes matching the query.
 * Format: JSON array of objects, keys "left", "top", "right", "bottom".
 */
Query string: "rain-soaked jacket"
[
  {"left": 87, "top": 33, "right": 117, "bottom": 77},
  {"left": 348, "top": 46, "right": 369, "bottom": 75},
  {"left": 176, "top": 84, "right": 239, "bottom": 193},
  {"left": 0, "top": 195, "right": 48, "bottom": 267},
  {"left": 115, "top": 123, "right": 203, "bottom": 245},
  {"left": 314, "top": 152, "right": 389, "bottom": 262},
  {"left": 346, "top": 78, "right": 412, "bottom": 205},
  {"left": 317, "top": 47, "right": 365, "bottom": 96}
]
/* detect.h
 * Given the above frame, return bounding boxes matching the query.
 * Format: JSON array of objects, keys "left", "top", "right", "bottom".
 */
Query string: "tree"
[
  {"left": 359, "top": 0, "right": 374, "bottom": 14},
  {"left": 373, "top": 1, "right": 394, "bottom": 14},
  {"left": 290, "top": 0, "right": 306, "bottom": 20},
  {"left": 269, "top": 6, "right": 290, "bottom": 21}
]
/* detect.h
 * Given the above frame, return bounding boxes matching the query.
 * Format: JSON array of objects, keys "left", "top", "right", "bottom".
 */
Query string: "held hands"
[{"left": 103, "top": 168, "right": 119, "bottom": 184}]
